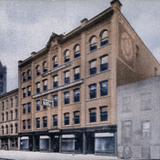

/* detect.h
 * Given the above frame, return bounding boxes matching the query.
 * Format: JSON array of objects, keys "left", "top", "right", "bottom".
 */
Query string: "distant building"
[
  {"left": 118, "top": 76, "right": 160, "bottom": 159},
  {"left": 0, "top": 61, "right": 7, "bottom": 95}
]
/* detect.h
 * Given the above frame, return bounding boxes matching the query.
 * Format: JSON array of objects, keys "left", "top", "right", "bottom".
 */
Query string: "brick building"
[
  {"left": 0, "top": 89, "right": 19, "bottom": 150},
  {"left": 0, "top": 61, "right": 7, "bottom": 95},
  {"left": 3, "top": 0, "right": 158, "bottom": 155}
]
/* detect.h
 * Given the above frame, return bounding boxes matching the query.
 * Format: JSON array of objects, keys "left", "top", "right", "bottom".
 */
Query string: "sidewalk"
[{"left": 0, "top": 150, "right": 118, "bottom": 160}]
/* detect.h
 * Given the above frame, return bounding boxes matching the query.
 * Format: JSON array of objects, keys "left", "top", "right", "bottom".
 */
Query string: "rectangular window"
[
  {"left": 10, "top": 98, "right": 13, "bottom": 108},
  {"left": 53, "top": 56, "right": 58, "bottom": 68},
  {"left": 100, "top": 55, "right": 108, "bottom": 71},
  {"left": 89, "top": 108, "right": 96, "bottom": 123},
  {"left": 74, "top": 111, "right": 80, "bottom": 124},
  {"left": 27, "top": 103, "right": 31, "bottom": 113},
  {"left": 64, "top": 71, "right": 70, "bottom": 84},
  {"left": 100, "top": 80, "right": 108, "bottom": 96},
  {"left": 73, "top": 88, "right": 80, "bottom": 102},
  {"left": 43, "top": 79, "right": 48, "bottom": 91},
  {"left": 23, "top": 104, "right": 26, "bottom": 114},
  {"left": 53, "top": 75, "right": 58, "bottom": 88},
  {"left": 64, "top": 91, "right": 70, "bottom": 105},
  {"left": 141, "top": 93, "right": 152, "bottom": 110},
  {"left": 74, "top": 67, "right": 80, "bottom": 80},
  {"left": 27, "top": 86, "right": 31, "bottom": 96},
  {"left": 142, "top": 121, "right": 150, "bottom": 139},
  {"left": 23, "top": 120, "right": 26, "bottom": 130},
  {"left": 64, "top": 113, "right": 70, "bottom": 125},
  {"left": 89, "top": 60, "right": 97, "bottom": 75},
  {"left": 100, "top": 106, "right": 108, "bottom": 121},
  {"left": 36, "top": 117, "right": 40, "bottom": 128},
  {"left": 36, "top": 99, "right": 41, "bottom": 111},
  {"left": 27, "top": 119, "right": 31, "bottom": 129},
  {"left": 89, "top": 84, "right": 97, "bottom": 99},
  {"left": 43, "top": 116, "right": 48, "bottom": 128},
  {"left": 52, "top": 115, "right": 58, "bottom": 127},
  {"left": 23, "top": 88, "right": 26, "bottom": 98},
  {"left": 36, "top": 82, "right": 41, "bottom": 94},
  {"left": 52, "top": 95, "right": 58, "bottom": 107}
]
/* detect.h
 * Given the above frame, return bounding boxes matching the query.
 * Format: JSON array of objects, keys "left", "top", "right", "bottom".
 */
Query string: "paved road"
[{"left": 0, "top": 150, "right": 118, "bottom": 160}]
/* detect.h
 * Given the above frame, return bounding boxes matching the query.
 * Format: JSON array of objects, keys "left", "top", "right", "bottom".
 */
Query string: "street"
[{"left": 0, "top": 150, "right": 118, "bottom": 160}]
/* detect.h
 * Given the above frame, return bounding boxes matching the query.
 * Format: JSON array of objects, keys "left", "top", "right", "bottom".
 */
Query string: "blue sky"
[{"left": 0, "top": 0, "right": 160, "bottom": 91}]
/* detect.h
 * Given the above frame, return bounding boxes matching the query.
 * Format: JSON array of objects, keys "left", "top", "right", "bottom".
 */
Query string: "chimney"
[
  {"left": 110, "top": 0, "right": 122, "bottom": 11},
  {"left": 80, "top": 18, "right": 88, "bottom": 27}
]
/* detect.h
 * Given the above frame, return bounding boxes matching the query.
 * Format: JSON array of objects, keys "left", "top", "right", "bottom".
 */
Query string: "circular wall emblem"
[{"left": 121, "top": 32, "right": 134, "bottom": 61}]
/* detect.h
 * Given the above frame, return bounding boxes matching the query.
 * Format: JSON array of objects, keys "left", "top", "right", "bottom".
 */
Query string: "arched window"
[
  {"left": 53, "top": 56, "right": 58, "bottom": 68},
  {"left": 64, "top": 50, "right": 70, "bottom": 63},
  {"left": 10, "top": 124, "right": 13, "bottom": 134},
  {"left": 100, "top": 30, "right": 109, "bottom": 46},
  {"left": 89, "top": 36, "right": 97, "bottom": 52},
  {"left": 6, "top": 125, "right": 8, "bottom": 134},
  {"left": 74, "top": 44, "right": 80, "bottom": 58},
  {"left": 36, "top": 65, "right": 41, "bottom": 76},
  {"left": 42, "top": 61, "right": 48, "bottom": 73},
  {"left": 22, "top": 72, "right": 26, "bottom": 82},
  {"left": 27, "top": 69, "right": 31, "bottom": 80}
]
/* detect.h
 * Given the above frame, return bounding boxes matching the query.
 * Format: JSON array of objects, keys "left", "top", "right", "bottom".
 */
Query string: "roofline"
[
  {"left": 0, "top": 88, "right": 18, "bottom": 98},
  {"left": 18, "top": 7, "right": 113, "bottom": 67}
]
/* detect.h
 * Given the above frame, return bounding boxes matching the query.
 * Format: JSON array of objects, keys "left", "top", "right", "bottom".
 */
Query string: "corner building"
[
  {"left": 0, "top": 89, "right": 19, "bottom": 150},
  {"left": 18, "top": 0, "right": 160, "bottom": 155}
]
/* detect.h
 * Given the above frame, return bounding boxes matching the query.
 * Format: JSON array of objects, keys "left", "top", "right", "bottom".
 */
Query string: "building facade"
[
  {"left": 17, "top": 0, "right": 160, "bottom": 155},
  {"left": 118, "top": 76, "right": 160, "bottom": 159},
  {"left": 0, "top": 89, "right": 19, "bottom": 150},
  {"left": 0, "top": 61, "right": 7, "bottom": 95}
]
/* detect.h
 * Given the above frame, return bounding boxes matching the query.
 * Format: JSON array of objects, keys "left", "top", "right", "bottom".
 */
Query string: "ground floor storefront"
[
  {"left": 19, "top": 126, "right": 117, "bottom": 155},
  {"left": 0, "top": 136, "right": 18, "bottom": 150}
]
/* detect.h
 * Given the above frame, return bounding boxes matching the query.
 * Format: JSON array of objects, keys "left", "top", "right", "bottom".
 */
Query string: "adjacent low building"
[
  {"left": 0, "top": 89, "right": 19, "bottom": 150},
  {"left": 118, "top": 76, "right": 160, "bottom": 159}
]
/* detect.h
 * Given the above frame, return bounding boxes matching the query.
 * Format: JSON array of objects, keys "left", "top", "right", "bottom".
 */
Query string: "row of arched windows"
[{"left": 1, "top": 123, "right": 18, "bottom": 135}]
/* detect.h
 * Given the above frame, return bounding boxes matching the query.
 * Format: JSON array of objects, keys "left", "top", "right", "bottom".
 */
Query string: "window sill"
[{"left": 87, "top": 69, "right": 110, "bottom": 79}]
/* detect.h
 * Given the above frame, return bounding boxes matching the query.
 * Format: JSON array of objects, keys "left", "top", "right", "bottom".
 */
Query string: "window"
[
  {"left": 15, "top": 96, "right": 18, "bottom": 107},
  {"left": 64, "top": 91, "right": 70, "bottom": 104},
  {"left": 64, "top": 71, "right": 70, "bottom": 84},
  {"left": 27, "top": 86, "right": 31, "bottom": 96},
  {"left": 74, "top": 44, "right": 80, "bottom": 58},
  {"left": 52, "top": 95, "right": 58, "bottom": 107},
  {"left": 22, "top": 88, "right": 27, "bottom": 98},
  {"left": 73, "top": 88, "right": 80, "bottom": 102},
  {"left": 36, "top": 117, "right": 40, "bottom": 128},
  {"left": 10, "top": 98, "right": 13, "bottom": 108},
  {"left": 42, "top": 61, "right": 48, "bottom": 73},
  {"left": 89, "top": 36, "right": 97, "bottom": 52},
  {"left": 74, "top": 67, "right": 80, "bottom": 80},
  {"left": 53, "top": 75, "right": 58, "bottom": 88},
  {"left": 140, "top": 93, "right": 151, "bottom": 110},
  {"left": 89, "top": 84, "right": 97, "bottom": 99},
  {"left": 27, "top": 119, "right": 31, "bottom": 129},
  {"left": 27, "top": 69, "right": 31, "bottom": 80},
  {"left": 89, "top": 60, "right": 97, "bottom": 75},
  {"left": 100, "top": 30, "right": 109, "bottom": 47},
  {"left": 6, "top": 125, "right": 8, "bottom": 134},
  {"left": 100, "top": 55, "right": 108, "bottom": 71},
  {"left": 36, "top": 65, "right": 41, "bottom": 76},
  {"left": 43, "top": 79, "right": 48, "bottom": 91},
  {"left": 10, "top": 111, "right": 13, "bottom": 120},
  {"left": 36, "top": 82, "right": 41, "bottom": 94},
  {"left": 142, "top": 121, "right": 150, "bottom": 139},
  {"left": 64, "top": 50, "right": 70, "bottom": 62},
  {"left": 43, "top": 116, "right": 48, "bottom": 128},
  {"left": 36, "top": 99, "right": 41, "bottom": 111},
  {"left": 15, "top": 123, "right": 18, "bottom": 133},
  {"left": 23, "top": 104, "right": 26, "bottom": 114},
  {"left": 100, "top": 80, "right": 108, "bottom": 96},
  {"left": 64, "top": 113, "right": 70, "bottom": 125},
  {"left": 22, "top": 72, "right": 26, "bottom": 82},
  {"left": 100, "top": 106, "right": 108, "bottom": 121},
  {"left": 15, "top": 109, "right": 18, "bottom": 119},
  {"left": 2, "top": 102, "right": 4, "bottom": 111},
  {"left": 10, "top": 124, "right": 13, "bottom": 134},
  {"left": 2, "top": 126, "right": 4, "bottom": 135},
  {"left": 52, "top": 115, "right": 58, "bottom": 127},
  {"left": 23, "top": 120, "right": 26, "bottom": 130},
  {"left": 89, "top": 108, "right": 96, "bottom": 123},
  {"left": 2, "top": 113, "right": 4, "bottom": 122},
  {"left": 53, "top": 56, "right": 58, "bottom": 68},
  {"left": 6, "top": 112, "right": 8, "bottom": 121},
  {"left": 27, "top": 103, "right": 31, "bottom": 113},
  {"left": 74, "top": 111, "right": 80, "bottom": 124}
]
